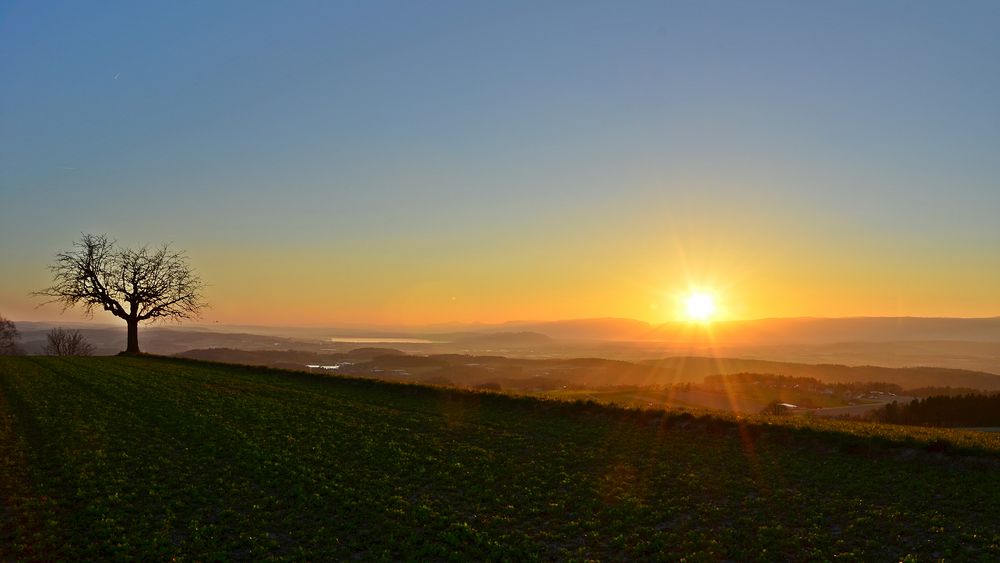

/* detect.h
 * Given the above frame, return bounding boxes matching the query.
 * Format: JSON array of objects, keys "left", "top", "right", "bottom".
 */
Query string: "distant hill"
[
  {"left": 177, "top": 348, "right": 341, "bottom": 366},
  {"left": 175, "top": 347, "right": 1000, "bottom": 392},
  {"left": 417, "top": 316, "right": 1000, "bottom": 344},
  {"left": 16, "top": 317, "right": 1000, "bottom": 374},
  {"left": 495, "top": 318, "right": 652, "bottom": 341},
  {"left": 449, "top": 331, "right": 553, "bottom": 347},
  {"left": 343, "top": 347, "right": 407, "bottom": 359},
  {"left": 647, "top": 317, "right": 1000, "bottom": 345},
  {"left": 640, "top": 357, "right": 1000, "bottom": 390}
]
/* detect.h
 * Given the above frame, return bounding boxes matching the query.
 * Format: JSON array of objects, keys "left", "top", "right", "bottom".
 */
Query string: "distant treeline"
[
  {"left": 903, "top": 386, "right": 987, "bottom": 398},
  {"left": 872, "top": 393, "right": 1000, "bottom": 427},
  {"left": 641, "top": 358, "right": 1000, "bottom": 390},
  {"left": 703, "top": 373, "right": 903, "bottom": 394}
]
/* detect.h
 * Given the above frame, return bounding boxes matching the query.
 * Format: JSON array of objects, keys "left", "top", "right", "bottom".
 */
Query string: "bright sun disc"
[{"left": 685, "top": 292, "right": 716, "bottom": 322}]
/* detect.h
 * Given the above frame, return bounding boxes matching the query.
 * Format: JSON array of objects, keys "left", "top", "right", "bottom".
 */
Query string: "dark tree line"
[
  {"left": 904, "top": 386, "right": 987, "bottom": 398},
  {"left": 704, "top": 372, "right": 905, "bottom": 395},
  {"left": 872, "top": 393, "right": 1000, "bottom": 427}
]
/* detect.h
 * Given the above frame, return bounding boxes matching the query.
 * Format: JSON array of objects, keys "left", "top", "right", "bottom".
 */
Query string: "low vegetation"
[
  {"left": 42, "top": 327, "right": 94, "bottom": 356},
  {"left": 3, "top": 356, "right": 1000, "bottom": 560}
]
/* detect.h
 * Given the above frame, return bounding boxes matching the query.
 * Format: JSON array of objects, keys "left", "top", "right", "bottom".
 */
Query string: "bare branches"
[
  {"left": 43, "top": 328, "right": 95, "bottom": 356},
  {"left": 36, "top": 234, "right": 206, "bottom": 323},
  {"left": 34, "top": 234, "right": 127, "bottom": 318},
  {"left": 35, "top": 234, "right": 207, "bottom": 354},
  {"left": 120, "top": 245, "right": 206, "bottom": 322}
]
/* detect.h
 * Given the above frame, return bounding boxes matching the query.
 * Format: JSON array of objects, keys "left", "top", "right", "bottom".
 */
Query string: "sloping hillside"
[
  {"left": 2, "top": 356, "right": 999, "bottom": 560},
  {"left": 642, "top": 356, "right": 1000, "bottom": 389}
]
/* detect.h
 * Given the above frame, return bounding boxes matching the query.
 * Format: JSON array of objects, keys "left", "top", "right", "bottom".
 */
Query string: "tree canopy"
[{"left": 36, "top": 234, "right": 206, "bottom": 354}]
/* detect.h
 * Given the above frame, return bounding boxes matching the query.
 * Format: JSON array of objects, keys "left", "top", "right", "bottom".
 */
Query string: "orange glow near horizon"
[
  {"left": 3, "top": 4, "right": 1000, "bottom": 332},
  {"left": 6, "top": 232, "right": 1000, "bottom": 327}
]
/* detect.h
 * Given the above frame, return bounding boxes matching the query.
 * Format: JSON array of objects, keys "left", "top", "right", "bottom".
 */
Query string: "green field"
[
  {"left": 536, "top": 384, "right": 850, "bottom": 413},
  {"left": 3, "top": 357, "right": 1000, "bottom": 560}
]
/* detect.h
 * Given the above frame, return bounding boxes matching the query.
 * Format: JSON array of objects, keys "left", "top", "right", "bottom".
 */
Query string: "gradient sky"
[{"left": 2, "top": 1, "right": 999, "bottom": 326}]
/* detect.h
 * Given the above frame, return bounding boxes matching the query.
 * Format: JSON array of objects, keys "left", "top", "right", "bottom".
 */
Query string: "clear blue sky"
[{"left": 2, "top": 1, "right": 999, "bottom": 325}]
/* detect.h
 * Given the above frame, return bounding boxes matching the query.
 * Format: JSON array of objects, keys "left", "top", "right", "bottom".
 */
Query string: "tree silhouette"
[
  {"left": 0, "top": 315, "right": 23, "bottom": 356},
  {"left": 36, "top": 234, "right": 206, "bottom": 354}
]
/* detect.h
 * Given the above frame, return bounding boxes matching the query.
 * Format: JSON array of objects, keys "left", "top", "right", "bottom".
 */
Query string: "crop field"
[
  {"left": 2, "top": 356, "right": 1000, "bottom": 560},
  {"left": 537, "top": 385, "right": 849, "bottom": 413}
]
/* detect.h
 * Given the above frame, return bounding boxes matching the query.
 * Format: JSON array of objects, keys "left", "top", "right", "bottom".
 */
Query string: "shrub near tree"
[
  {"left": 0, "top": 314, "right": 24, "bottom": 355},
  {"left": 43, "top": 328, "right": 95, "bottom": 356}
]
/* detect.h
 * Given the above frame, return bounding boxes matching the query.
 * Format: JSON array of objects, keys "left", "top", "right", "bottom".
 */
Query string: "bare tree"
[
  {"left": 0, "top": 314, "right": 24, "bottom": 356},
  {"left": 43, "top": 327, "right": 95, "bottom": 356},
  {"left": 35, "top": 234, "right": 207, "bottom": 355}
]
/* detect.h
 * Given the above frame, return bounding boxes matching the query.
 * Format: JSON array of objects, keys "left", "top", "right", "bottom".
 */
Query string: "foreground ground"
[{"left": 2, "top": 357, "right": 1000, "bottom": 560}]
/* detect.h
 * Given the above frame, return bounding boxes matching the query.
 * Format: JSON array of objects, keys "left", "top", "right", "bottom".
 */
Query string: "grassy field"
[
  {"left": 2, "top": 356, "right": 1000, "bottom": 560},
  {"left": 536, "top": 385, "right": 850, "bottom": 413}
]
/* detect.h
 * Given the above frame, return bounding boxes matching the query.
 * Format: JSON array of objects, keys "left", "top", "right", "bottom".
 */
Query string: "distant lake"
[{"left": 328, "top": 337, "right": 440, "bottom": 344}]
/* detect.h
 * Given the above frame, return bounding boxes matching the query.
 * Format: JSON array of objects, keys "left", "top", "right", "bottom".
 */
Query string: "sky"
[{"left": 2, "top": 1, "right": 999, "bottom": 327}]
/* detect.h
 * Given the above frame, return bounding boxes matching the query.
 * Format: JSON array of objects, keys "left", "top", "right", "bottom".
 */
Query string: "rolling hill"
[
  {"left": 3, "top": 356, "right": 1000, "bottom": 560},
  {"left": 176, "top": 348, "right": 1000, "bottom": 392},
  {"left": 14, "top": 317, "right": 1000, "bottom": 375}
]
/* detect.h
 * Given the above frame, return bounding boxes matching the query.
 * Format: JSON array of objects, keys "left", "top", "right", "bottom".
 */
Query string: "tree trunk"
[{"left": 125, "top": 319, "right": 140, "bottom": 355}]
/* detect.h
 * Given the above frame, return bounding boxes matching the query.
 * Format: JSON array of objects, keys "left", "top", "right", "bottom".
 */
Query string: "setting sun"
[
  {"left": 2, "top": 3, "right": 999, "bottom": 559},
  {"left": 685, "top": 292, "right": 717, "bottom": 322}
]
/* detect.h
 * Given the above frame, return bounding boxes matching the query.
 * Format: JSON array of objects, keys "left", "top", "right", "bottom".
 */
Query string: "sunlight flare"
[{"left": 684, "top": 292, "right": 717, "bottom": 322}]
